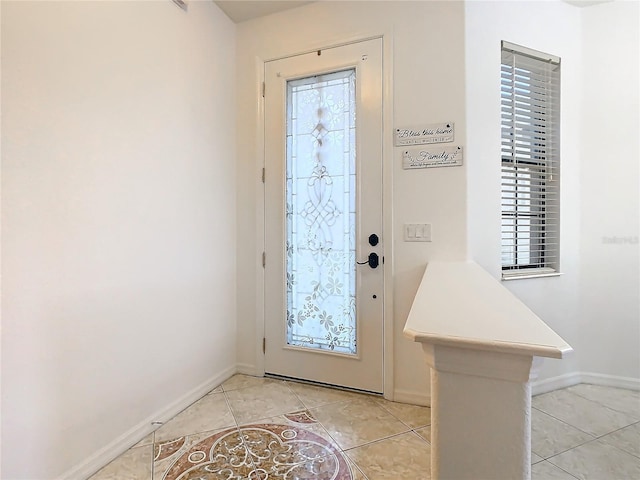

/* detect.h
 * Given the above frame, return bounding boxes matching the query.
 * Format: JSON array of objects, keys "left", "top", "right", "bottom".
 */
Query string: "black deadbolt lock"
[{"left": 368, "top": 234, "right": 379, "bottom": 246}]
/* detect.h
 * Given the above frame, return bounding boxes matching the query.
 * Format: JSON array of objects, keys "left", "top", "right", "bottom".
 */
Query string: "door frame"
[{"left": 253, "top": 31, "right": 395, "bottom": 400}]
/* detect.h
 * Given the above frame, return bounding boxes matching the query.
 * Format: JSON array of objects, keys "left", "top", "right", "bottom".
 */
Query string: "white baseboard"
[
  {"left": 533, "top": 371, "right": 640, "bottom": 396},
  {"left": 59, "top": 365, "right": 236, "bottom": 480},
  {"left": 532, "top": 372, "right": 582, "bottom": 396},
  {"left": 393, "top": 371, "right": 639, "bottom": 404},
  {"left": 578, "top": 372, "right": 640, "bottom": 391},
  {"left": 393, "top": 388, "right": 431, "bottom": 407}
]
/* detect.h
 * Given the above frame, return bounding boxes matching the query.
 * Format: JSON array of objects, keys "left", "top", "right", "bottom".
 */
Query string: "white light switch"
[{"left": 404, "top": 224, "right": 432, "bottom": 242}]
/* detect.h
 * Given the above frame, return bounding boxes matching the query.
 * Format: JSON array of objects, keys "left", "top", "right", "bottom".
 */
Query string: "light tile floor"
[{"left": 89, "top": 377, "right": 640, "bottom": 479}]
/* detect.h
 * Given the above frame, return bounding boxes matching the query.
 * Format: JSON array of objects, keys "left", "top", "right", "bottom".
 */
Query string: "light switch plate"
[{"left": 404, "top": 223, "right": 432, "bottom": 242}]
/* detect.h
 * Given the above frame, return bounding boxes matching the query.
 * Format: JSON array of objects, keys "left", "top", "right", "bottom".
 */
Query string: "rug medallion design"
[{"left": 155, "top": 413, "right": 353, "bottom": 479}]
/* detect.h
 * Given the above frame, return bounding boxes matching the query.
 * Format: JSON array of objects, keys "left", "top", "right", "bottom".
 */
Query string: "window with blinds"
[{"left": 501, "top": 41, "right": 560, "bottom": 279}]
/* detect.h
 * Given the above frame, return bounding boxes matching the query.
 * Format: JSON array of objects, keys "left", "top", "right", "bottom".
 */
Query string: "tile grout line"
[
  {"left": 531, "top": 393, "right": 640, "bottom": 477},
  {"left": 150, "top": 431, "right": 155, "bottom": 480},
  {"left": 537, "top": 416, "right": 640, "bottom": 462},
  {"left": 277, "top": 397, "right": 356, "bottom": 464},
  {"left": 565, "top": 386, "right": 640, "bottom": 418},
  {"left": 235, "top": 381, "right": 361, "bottom": 474},
  {"left": 342, "top": 429, "right": 427, "bottom": 454},
  {"left": 349, "top": 460, "right": 370, "bottom": 480},
  {"left": 221, "top": 384, "right": 264, "bottom": 474},
  {"left": 223, "top": 377, "right": 354, "bottom": 473},
  {"left": 374, "top": 398, "right": 432, "bottom": 431},
  {"left": 591, "top": 420, "right": 640, "bottom": 460},
  {"left": 306, "top": 397, "right": 408, "bottom": 452},
  {"left": 593, "top": 419, "right": 640, "bottom": 438},
  {"left": 531, "top": 405, "right": 600, "bottom": 438},
  {"left": 226, "top": 378, "right": 309, "bottom": 426},
  {"left": 151, "top": 440, "right": 156, "bottom": 480},
  {"left": 153, "top": 380, "right": 243, "bottom": 480},
  {"left": 221, "top": 388, "right": 241, "bottom": 429},
  {"left": 538, "top": 459, "right": 581, "bottom": 480},
  {"left": 368, "top": 396, "right": 433, "bottom": 444},
  {"left": 534, "top": 388, "right": 640, "bottom": 428},
  {"left": 411, "top": 426, "right": 432, "bottom": 444},
  {"left": 342, "top": 430, "right": 431, "bottom": 479},
  {"left": 301, "top": 390, "right": 432, "bottom": 474},
  {"left": 540, "top": 436, "right": 602, "bottom": 462},
  {"left": 284, "top": 380, "right": 308, "bottom": 409},
  {"left": 531, "top": 402, "right": 639, "bottom": 467},
  {"left": 543, "top": 433, "right": 640, "bottom": 479},
  {"left": 530, "top": 405, "right": 598, "bottom": 460},
  {"left": 305, "top": 401, "right": 358, "bottom": 457},
  {"left": 532, "top": 454, "right": 544, "bottom": 465},
  {"left": 151, "top": 385, "right": 218, "bottom": 480},
  {"left": 301, "top": 395, "right": 423, "bottom": 473}
]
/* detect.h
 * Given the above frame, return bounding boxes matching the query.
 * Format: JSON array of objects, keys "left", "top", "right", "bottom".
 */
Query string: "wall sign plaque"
[
  {"left": 402, "top": 146, "right": 463, "bottom": 169},
  {"left": 394, "top": 122, "right": 454, "bottom": 146}
]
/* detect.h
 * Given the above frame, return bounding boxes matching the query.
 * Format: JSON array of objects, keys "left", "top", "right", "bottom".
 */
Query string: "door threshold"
[{"left": 265, "top": 373, "right": 383, "bottom": 397}]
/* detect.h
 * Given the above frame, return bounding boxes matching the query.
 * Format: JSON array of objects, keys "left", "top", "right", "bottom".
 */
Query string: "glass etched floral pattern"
[{"left": 286, "top": 69, "right": 357, "bottom": 355}]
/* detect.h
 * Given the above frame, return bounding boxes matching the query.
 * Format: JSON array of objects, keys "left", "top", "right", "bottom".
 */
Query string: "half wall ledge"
[{"left": 404, "top": 261, "right": 572, "bottom": 480}]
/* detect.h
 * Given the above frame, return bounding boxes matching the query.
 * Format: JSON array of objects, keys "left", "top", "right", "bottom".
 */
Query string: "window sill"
[{"left": 501, "top": 268, "right": 562, "bottom": 281}]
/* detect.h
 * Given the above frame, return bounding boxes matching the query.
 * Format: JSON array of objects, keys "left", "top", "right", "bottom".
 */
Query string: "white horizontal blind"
[{"left": 501, "top": 41, "right": 560, "bottom": 276}]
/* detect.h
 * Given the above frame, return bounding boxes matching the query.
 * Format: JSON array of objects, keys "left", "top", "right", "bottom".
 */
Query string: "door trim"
[{"left": 254, "top": 31, "right": 395, "bottom": 400}]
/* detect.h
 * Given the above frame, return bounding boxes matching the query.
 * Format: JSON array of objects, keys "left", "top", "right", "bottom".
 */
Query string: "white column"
[
  {"left": 423, "top": 344, "right": 542, "bottom": 480},
  {"left": 403, "top": 262, "right": 571, "bottom": 480}
]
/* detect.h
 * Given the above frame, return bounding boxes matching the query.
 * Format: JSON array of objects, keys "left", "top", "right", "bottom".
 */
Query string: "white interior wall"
[
  {"left": 465, "top": 0, "right": 584, "bottom": 382},
  {"left": 0, "top": 1, "right": 237, "bottom": 478},
  {"left": 578, "top": 1, "right": 639, "bottom": 380},
  {"left": 465, "top": 0, "right": 584, "bottom": 383},
  {"left": 235, "top": 0, "right": 467, "bottom": 403},
  {"left": 466, "top": 0, "right": 639, "bottom": 387}
]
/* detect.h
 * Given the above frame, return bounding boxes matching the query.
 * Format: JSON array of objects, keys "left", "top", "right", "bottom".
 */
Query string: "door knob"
[{"left": 357, "top": 252, "right": 379, "bottom": 269}]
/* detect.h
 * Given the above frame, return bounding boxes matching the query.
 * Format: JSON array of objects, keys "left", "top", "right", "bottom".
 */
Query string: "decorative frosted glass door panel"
[
  {"left": 286, "top": 70, "right": 357, "bottom": 355},
  {"left": 264, "top": 39, "right": 384, "bottom": 393}
]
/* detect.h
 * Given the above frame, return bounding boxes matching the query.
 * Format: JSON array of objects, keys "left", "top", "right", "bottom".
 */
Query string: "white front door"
[{"left": 264, "top": 38, "right": 384, "bottom": 393}]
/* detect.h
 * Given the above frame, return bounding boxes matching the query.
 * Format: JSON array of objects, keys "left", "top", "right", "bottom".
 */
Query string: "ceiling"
[
  {"left": 563, "top": 0, "right": 614, "bottom": 6},
  {"left": 215, "top": 1, "right": 314, "bottom": 23},
  {"left": 214, "top": 0, "right": 614, "bottom": 24}
]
